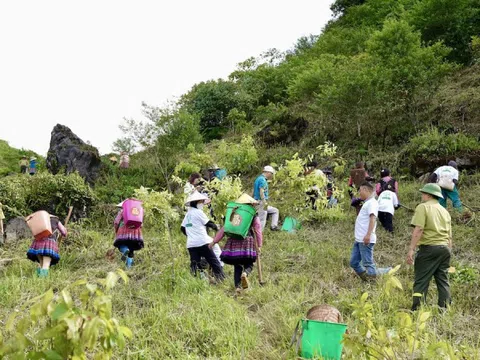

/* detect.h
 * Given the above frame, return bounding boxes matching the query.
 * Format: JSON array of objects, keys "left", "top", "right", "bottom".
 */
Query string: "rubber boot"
[
  {"left": 126, "top": 257, "right": 134, "bottom": 269},
  {"left": 36, "top": 268, "right": 41, "bottom": 276},
  {"left": 38, "top": 269, "right": 49, "bottom": 278},
  {"left": 118, "top": 246, "right": 129, "bottom": 262}
]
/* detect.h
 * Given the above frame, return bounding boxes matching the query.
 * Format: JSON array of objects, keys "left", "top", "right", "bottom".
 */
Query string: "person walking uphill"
[
  {"left": 350, "top": 182, "right": 391, "bottom": 281},
  {"left": 181, "top": 192, "right": 225, "bottom": 281},
  {"left": 253, "top": 166, "right": 280, "bottom": 231},
  {"left": 407, "top": 183, "right": 452, "bottom": 311},
  {"left": 376, "top": 168, "right": 399, "bottom": 197},
  {"left": 114, "top": 201, "right": 144, "bottom": 269},
  {"left": 19, "top": 156, "right": 29, "bottom": 174},
  {"left": 429, "top": 161, "right": 462, "bottom": 211},
  {"left": 212, "top": 194, "right": 263, "bottom": 291},
  {"left": 27, "top": 214, "right": 67, "bottom": 277}
]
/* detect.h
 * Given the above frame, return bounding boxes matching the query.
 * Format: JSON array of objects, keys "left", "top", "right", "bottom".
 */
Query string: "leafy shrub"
[
  {"left": 450, "top": 265, "right": 479, "bottom": 285},
  {"left": 0, "top": 173, "right": 96, "bottom": 219},
  {"left": 215, "top": 135, "right": 259, "bottom": 174},
  {"left": 270, "top": 143, "right": 346, "bottom": 222},
  {"left": 344, "top": 266, "right": 475, "bottom": 359},
  {"left": 204, "top": 176, "right": 244, "bottom": 221},
  {"left": 133, "top": 186, "right": 179, "bottom": 231},
  {"left": 0, "top": 270, "right": 131, "bottom": 359},
  {"left": 403, "top": 128, "right": 480, "bottom": 161}
]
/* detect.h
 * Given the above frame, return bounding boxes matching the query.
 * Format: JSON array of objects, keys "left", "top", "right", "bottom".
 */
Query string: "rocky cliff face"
[{"left": 46, "top": 124, "right": 102, "bottom": 184}]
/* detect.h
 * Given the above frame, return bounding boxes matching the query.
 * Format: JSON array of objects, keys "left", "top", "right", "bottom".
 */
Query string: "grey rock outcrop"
[
  {"left": 46, "top": 124, "right": 102, "bottom": 184},
  {"left": 5, "top": 217, "right": 32, "bottom": 243}
]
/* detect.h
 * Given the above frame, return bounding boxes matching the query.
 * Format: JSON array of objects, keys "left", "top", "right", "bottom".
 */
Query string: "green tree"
[
  {"left": 180, "top": 79, "right": 239, "bottom": 140},
  {"left": 116, "top": 103, "right": 203, "bottom": 190},
  {"left": 407, "top": 0, "right": 480, "bottom": 64}
]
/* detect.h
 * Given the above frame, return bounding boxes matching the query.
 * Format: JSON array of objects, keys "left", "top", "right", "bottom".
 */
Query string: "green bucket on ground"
[
  {"left": 300, "top": 319, "right": 347, "bottom": 360},
  {"left": 281, "top": 216, "right": 301, "bottom": 233},
  {"left": 224, "top": 202, "right": 256, "bottom": 240}
]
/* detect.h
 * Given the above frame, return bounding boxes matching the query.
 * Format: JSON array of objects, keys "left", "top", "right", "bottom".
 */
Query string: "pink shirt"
[{"left": 214, "top": 216, "right": 263, "bottom": 247}]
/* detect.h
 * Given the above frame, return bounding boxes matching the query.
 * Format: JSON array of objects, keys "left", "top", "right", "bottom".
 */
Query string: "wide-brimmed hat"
[
  {"left": 116, "top": 200, "right": 125, "bottom": 207},
  {"left": 30, "top": 157, "right": 37, "bottom": 161},
  {"left": 209, "top": 164, "right": 220, "bottom": 170},
  {"left": 419, "top": 183, "right": 444, "bottom": 199},
  {"left": 263, "top": 165, "right": 276, "bottom": 174},
  {"left": 236, "top": 194, "right": 259, "bottom": 205},
  {"left": 185, "top": 191, "right": 209, "bottom": 205}
]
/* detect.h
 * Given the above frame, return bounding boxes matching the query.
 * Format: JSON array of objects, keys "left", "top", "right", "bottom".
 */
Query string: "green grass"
[{"left": 1, "top": 180, "right": 480, "bottom": 359}]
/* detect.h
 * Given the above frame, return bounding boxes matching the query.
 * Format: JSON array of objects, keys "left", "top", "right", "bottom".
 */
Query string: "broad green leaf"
[
  {"left": 390, "top": 276, "right": 403, "bottom": 290},
  {"left": 61, "top": 289, "right": 73, "bottom": 307},
  {"left": 419, "top": 311, "right": 431, "bottom": 322},
  {"left": 105, "top": 272, "right": 119, "bottom": 291},
  {"left": 42, "top": 350, "right": 64, "bottom": 360},
  {"left": 51, "top": 303, "right": 70, "bottom": 321},
  {"left": 119, "top": 326, "right": 133, "bottom": 339}
]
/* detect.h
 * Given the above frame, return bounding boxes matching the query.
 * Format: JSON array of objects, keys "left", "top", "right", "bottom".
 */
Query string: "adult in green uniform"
[{"left": 407, "top": 183, "right": 452, "bottom": 311}]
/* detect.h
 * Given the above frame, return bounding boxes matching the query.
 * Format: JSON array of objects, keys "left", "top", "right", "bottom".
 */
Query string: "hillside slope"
[{"left": 1, "top": 179, "right": 479, "bottom": 359}]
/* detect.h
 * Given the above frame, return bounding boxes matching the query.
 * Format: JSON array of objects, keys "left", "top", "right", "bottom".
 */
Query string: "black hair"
[
  {"left": 189, "top": 173, "right": 202, "bottom": 185},
  {"left": 359, "top": 181, "right": 374, "bottom": 191},
  {"left": 307, "top": 161, "right": 318, "bottom": 168},
  {"left": 380, "top": 168, "right": 390, "bottom": 177}
]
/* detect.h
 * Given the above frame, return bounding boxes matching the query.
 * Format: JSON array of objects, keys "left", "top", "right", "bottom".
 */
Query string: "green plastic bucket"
[
  {"left": 281, "top": 216, "right": 301, "bottom": 233},
  {"left": 300, "top": 319, "right": 347, "bottom": 359},
  {"left": 224, "top": 202, "right": 256, "bottom": 240}
]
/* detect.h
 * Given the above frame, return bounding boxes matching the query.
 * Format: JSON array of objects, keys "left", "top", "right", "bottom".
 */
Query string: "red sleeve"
[
  {"left": 213, "top": 227, "right": 225, "bottom": 243},
  {"left": 348, "top": 177, "right": 353, "bottom": 187},
  {"left": 253, "top": 217, "right": 263, "bottom": 247},
  {"left": 375, "top": 183, "right": 381, "bottom": 196}
]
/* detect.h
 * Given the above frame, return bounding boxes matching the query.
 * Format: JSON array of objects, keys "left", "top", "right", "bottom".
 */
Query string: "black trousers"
[
  {"left": 233, "top": 262, "right": 254, "bottom": 288},
  {"left": 188, "top": 244, "right": 225, "bottom": 280},
  {"left": 378, "top": 211, "right": 394, "bottom": 233},
  {"left": 412, "top": 245, "right": 451, "bottom": 311}
]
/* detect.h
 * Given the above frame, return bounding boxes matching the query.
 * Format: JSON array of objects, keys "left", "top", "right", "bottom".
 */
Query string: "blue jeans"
[
  {"left": 440, "top": 187, "right": 462, "bottom": 211},
  {"left": 350, "top": 242, "right": 377, "bottom": 276}
]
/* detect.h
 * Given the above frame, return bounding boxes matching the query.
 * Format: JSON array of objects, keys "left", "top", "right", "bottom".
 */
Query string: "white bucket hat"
[
  {"left": 263, "top": 165, "right": 276, "bottom": 174},
  {"left": 185, "top": 191, "right": 209, "bottom": 205}
]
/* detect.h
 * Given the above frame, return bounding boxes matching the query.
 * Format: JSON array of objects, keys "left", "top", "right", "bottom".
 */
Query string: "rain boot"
[{"left": 126, "top": 257, "right": 134, "bottom": 269}]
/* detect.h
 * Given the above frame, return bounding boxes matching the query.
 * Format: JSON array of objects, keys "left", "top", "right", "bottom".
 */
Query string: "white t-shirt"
[
  {"left": 355, "top": 196, "right": 378, "bottom": 243},
  {"left": 181, "top": 207, "right": 213, "bottom": 248},
  {"left": 377, "top": 190, "right": 399, "bottom": 215},
  {"left": 434, "top": 166, "right": 459, "bottom": 181}
]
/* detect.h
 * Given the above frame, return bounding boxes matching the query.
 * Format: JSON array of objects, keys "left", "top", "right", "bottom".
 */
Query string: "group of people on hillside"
[
  {"left": 21, "top": 159, "right": 463, "bottom": 310},
  {"left": 348, "top": 160, "right": 461, "bottom": 310},
  {"left": 19, "top": 156, "right": 37, "bottom": 175},
  {"left": 109, "top": 152, "right": 130, "bottom": 168}
]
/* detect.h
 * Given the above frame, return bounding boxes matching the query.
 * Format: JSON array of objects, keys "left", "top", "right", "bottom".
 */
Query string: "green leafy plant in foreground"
[
  {"left": 344, "top": 266, "right": 472, "bottom": 359},
  {"left": 0, "top": 270, "right": 131, "bottom": 360}
]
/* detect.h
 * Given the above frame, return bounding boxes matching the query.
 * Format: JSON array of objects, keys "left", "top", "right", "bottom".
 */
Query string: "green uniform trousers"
[{"left": 412, "top": 245, "right": 451, "bottom": 311}]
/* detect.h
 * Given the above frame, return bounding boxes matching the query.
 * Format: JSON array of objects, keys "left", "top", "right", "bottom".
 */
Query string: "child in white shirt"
[{"left": 377, "top": 190, "right": 399, "bottom": 233}]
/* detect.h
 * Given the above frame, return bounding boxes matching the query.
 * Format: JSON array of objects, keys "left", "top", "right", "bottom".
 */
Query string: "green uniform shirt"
[{"left": 411, "top": 199, "right": 451, "bottom": 246}]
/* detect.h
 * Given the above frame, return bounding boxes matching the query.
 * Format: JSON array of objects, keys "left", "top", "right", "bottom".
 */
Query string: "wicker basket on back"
[{"left": 306, "top": 304, "right": 343, "bottom": 324}]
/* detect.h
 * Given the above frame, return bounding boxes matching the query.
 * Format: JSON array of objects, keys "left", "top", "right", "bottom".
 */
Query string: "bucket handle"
[{"left": 290, "top": 320, "right": 303, "bottom": 355}]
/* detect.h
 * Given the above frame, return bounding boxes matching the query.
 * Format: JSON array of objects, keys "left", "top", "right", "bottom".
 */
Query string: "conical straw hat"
[
  {"left": 185, "top": 191, "right": 209, "bottom": 205},
  {"left": 236, "top": 193, "right": 258, "bottom": 205}
]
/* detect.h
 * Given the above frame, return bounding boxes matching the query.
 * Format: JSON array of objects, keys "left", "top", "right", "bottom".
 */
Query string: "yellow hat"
[{"left": 236, "top": 194, "right": 258, "bottom": 205}]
